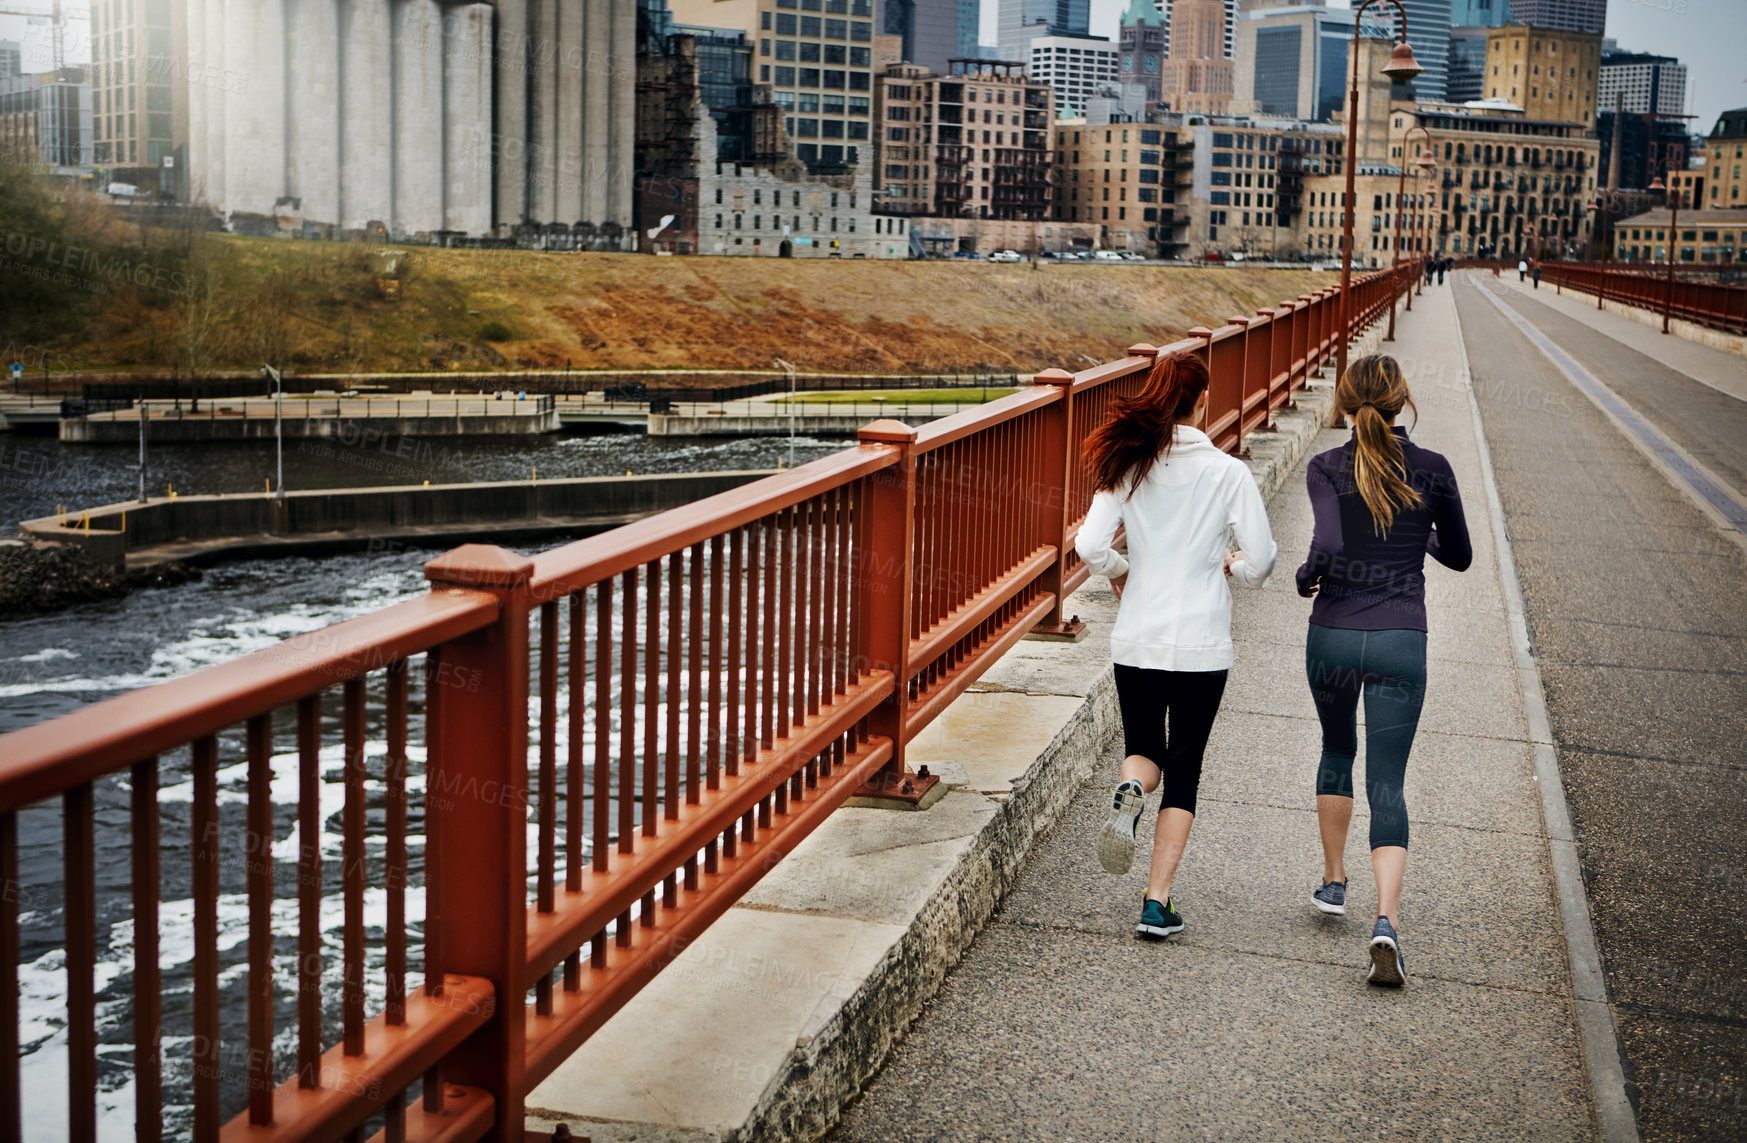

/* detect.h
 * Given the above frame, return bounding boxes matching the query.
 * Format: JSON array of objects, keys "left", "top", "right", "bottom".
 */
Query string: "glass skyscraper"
[
  {"left": 1397, "top": 0, "right": 1452, "bottom": 102},
  {"left": 997, "top": 0, "right": 1091, "bottom": 62}
]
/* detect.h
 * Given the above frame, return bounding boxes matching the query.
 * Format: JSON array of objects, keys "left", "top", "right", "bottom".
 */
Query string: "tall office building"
[
  {"left": 881, "top": 0, "right": 960, "bottom": 74},
  {"left": 1451, "top": 0, "right": 1509, "bottom": 24},
  {"left": 1397, "top": 0, "right": 1451, "bottom": 100},
  {"left": 1703, "top": 107, "right": 1747, "bottom": 209},
  {"left": 1159, "top": 0, "right": 1232, "bottom": 115},
  {"left": 1233, "top": 4, "right": 1387, "bottom": 122},
  {"left": 956, "top": 0, "right": 982, "bottom": 57},
  {"left": 1484, "top": 23, "right": 1602, "bottom": 126},
  {"left": 1118, "top": 0, "right": 1168, "bottom": 103},
  {"left": 1507, "top": 0, "right": 1605, "bottom": 36},
  {"left": 1598, "top": 50, "right": 1686, "bottom": 117},
  {"left": 0, "top": 40, "right": 20, "bottom": 81},
  {"left": 1025, "top": 32, "right": 1118, "bottom": 115},
  {"left": 89, "top": 0, "right": 180, "bottom": 193},
  {"left": 1445, "top": 25, "right": 1489, "bottom": 102},
  {"left": 672, "top": 0, "right": 879, "bottom": 172},
  {"left": 0, "top": 66, "right": 91, "bottom": 173},
  {"left": 998, "top": 0, "right": 1091, "bottom": 62}
]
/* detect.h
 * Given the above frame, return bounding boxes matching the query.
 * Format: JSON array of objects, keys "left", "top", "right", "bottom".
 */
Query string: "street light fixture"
[
  {"left": 1336, "top": 0, "right": 1424, "bottom": 388},
  {"left": 1647, "top": 169, "right": 1682, "bottom": 334}
]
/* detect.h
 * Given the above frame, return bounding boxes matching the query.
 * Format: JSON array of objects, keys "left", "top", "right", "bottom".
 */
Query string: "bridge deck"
[{"left": 832, "top": 276, "right": 1747, "bottom": 1142}]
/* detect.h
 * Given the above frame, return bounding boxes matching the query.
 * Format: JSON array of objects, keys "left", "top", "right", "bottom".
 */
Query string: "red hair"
[{"left": 1085, "top": 351, "right": 1210, "bottom": 494}]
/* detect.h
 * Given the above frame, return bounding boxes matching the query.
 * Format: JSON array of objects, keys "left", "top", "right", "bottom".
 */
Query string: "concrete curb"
[
  {"left": 1450, "top": 279, "right": 1642, "bottom": 1143},
  {"left": 1582, "top": 292, "right": 1747, "bottom": 359}
]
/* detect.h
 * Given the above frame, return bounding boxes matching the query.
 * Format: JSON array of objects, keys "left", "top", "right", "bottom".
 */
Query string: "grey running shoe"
[
  {"left": 1312, "top": 880, "right": 1347, "bottom": 915},
  {"left": 1367, "top": 915, "right": 1407, "bottom": 987},
  {"left": 1095, "top": 780, "right": 1145, "bottom": 875}
]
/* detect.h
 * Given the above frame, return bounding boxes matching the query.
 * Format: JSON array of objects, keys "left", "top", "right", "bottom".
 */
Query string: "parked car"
[
  {"left": 989, "top": 249, "right": 1022, "bottom": 262},
  {"left": 1092, "top": 250, "right": 1123, "bottom": 261},
  {"left": 952, "top": 250, "right": 982, "bottom": 260},
  {"left": 1119, "top": 251, "right": 1145, "bottom": 261}
]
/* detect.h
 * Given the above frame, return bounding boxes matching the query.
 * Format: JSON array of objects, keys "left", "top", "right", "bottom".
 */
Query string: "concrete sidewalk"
[{"left": 830, "top": 283, "right": 1601, "bottom": 1141}]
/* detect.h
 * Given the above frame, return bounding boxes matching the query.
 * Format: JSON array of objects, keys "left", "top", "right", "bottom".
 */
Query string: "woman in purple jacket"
[{"left": 1296, "top": 355, "right": 1472, "bottom": 986}]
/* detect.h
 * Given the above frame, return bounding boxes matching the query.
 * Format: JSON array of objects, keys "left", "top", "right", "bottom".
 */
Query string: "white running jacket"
[{"left": 1074, "top": 426, "right": 1277, "bottom": 671}]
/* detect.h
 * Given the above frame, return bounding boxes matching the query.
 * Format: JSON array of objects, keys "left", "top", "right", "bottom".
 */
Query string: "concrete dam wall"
[{"left": 20, "top": 470, "right": 772, "bottom": 567}]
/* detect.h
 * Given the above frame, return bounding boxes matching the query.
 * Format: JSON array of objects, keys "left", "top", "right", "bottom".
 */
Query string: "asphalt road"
[{"left": 1454, "top": 276, "right": 1747, "bottom": 1142}]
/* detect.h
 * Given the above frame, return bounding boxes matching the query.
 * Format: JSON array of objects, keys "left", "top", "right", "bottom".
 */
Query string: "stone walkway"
[{"left": 829, "top": 283, "right": 1599, "bottom": 1142}]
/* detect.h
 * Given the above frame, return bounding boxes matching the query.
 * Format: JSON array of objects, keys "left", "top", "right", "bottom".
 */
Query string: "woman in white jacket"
[{"left": 1075, "top": 350, "right": 1277, "bottom": 939}]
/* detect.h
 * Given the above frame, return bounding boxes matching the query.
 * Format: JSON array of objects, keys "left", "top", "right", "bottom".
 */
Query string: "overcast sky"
[
  {"left": 979, "top": 0, "right": 1745, "bottom": 134},
  {"left": 3, "top": 1, "right": 1741, "bottom": 135}
]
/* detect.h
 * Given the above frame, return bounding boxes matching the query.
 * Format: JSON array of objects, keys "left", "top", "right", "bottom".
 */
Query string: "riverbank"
[{"left": 0, "top": 537, "right": 198, "bottom": 615}]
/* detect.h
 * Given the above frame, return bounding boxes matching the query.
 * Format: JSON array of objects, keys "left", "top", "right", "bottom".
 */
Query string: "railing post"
[
  {"left": 855, "top": 419, "right": 918, "bottom": 783},
  {"left": 422, "top": 543, "right": 535, "bottom": 1142},
  {"left": 1030, "top": 364, "right": 1091, "bottom": 641}
]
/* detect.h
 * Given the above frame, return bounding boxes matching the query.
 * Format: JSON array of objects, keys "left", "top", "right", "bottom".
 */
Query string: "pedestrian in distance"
[
  {"left": 1517, "top": 258, "right": 1528, "bottom": 282},
  {"left": 1077, "top": 351, "right": 1278, "bottom": 941},
  {"left": 1297, "top": 354, "right": 1472, "bottom": 986},
  {"left": 1532, "top": 261, "right": 1542, "bottom": 289},
  {"left": 1424, "top": 256, "right": 1434, "bottom": 287},
  {"left": 1436, "top": 257, "right": 1447, "bottom": 286}
]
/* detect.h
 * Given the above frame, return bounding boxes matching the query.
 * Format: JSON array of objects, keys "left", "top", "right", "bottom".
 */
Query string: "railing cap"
[
  {"left": 1124, "top": 344, "right": 1160, "bottom": 358},
  {"left": 426, "top": 543, "right": 536, "bottom": 589},
  {"left": 1186, "top": 325, "right": 1215, "bottom": 338},
  {"left": 858, "top": 417, "right": 918, "bottom": 443},
  {"left": 1225, "top": 315, "right": 1252, "bottom": 327},
  {"left": 1031, "top": 368, "right": 1076, "bottom": 386}
]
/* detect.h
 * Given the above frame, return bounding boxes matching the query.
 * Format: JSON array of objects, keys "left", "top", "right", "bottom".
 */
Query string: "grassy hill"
[{"left": 16, "top": 231, "right": 1337, "bottom": 377}]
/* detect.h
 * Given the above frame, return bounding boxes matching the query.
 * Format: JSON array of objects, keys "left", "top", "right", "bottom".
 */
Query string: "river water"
[{"left": 0, "top": 427, "right": 846, "bottom": 1138}]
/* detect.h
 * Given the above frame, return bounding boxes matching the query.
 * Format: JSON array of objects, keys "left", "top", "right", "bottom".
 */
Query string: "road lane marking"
[
  {"left": 1450, "top": 279, "right": 1644, "bottom": 1143},
  {"left": 1474, "top": 279, "right": 1747, "bottom": 546}
]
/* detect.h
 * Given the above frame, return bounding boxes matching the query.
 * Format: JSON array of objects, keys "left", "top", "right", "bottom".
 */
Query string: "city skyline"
[
  {"left": 976, "top": 0, "right": 1744, "bottom": 133},
  {"left": 0, "top": 0, "right": 1741, "bottom": 150}
]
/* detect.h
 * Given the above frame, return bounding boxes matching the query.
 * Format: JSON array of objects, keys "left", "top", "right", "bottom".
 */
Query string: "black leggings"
[
  {"left": 1305, "top": 624, "right": 1428, "bottom": 850},
  {"left": 1113, "top": 664, "right": 1229, "bottom": 815}
]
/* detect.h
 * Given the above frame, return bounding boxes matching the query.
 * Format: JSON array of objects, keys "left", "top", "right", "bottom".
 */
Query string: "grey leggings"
[{"left": 1305, "top": 624, "right": 1428, "bottom": 850}]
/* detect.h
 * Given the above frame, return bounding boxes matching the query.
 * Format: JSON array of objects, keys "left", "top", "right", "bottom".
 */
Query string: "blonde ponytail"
[{"left": 1338, "top": 356, "right": 1422, "bottom": 534}]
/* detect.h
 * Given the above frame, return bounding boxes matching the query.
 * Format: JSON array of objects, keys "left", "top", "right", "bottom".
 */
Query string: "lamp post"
[
  {"left": 1386, "top": 126, "right": 1433, "bottom": 338},
  {"left": 774, "top": 356, "right": 797, "bottom": 467},
  {"left": 1335, "top": 0, "right": 1423, "bottom": 388},
  {"left": 1648, "top": 167, "right": 1681, "bottom": 334},
  {"left": 1411, "top": 163, "right": 1439, "bottom": 293},
  {"left": 260, "top": 363, "right": 284, "bottom": 499}
]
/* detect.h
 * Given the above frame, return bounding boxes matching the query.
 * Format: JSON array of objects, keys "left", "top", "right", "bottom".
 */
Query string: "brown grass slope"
[
  {"left": 35, "top": 234, "right": 1334, "bottom": 375},
  {"left": 453, "top": 253, "right": 1336, "bottom": 373}
]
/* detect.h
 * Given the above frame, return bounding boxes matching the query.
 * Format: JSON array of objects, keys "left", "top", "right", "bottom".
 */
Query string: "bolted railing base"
[
  {"left": 1026, "top": 615, "right": 1088, "bottom": 643},
  {"left": 848, "top": 765, "right": 946, "bottom": 810}
]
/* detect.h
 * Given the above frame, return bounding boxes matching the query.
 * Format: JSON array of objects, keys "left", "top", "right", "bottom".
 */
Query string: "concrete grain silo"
[{"left": 185, "top": 0, "right": 635, "bottom": 243}]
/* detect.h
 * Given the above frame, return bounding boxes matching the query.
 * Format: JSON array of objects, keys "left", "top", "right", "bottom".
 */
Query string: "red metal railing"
[
  {"left": 1536, "top": 263, "right": 1747, "bottom": 335},
  {"left": 0, "top": 264, "right": 1410, "bottom": 1143}
]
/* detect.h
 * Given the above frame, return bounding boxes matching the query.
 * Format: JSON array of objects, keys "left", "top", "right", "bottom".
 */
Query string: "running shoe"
[
  {"left": 1095, "top": 780, "right": 1146, "bottom": 875},
  {"left": 1136, "top": 896, "right": 1184, "bottom": 940},
  {"left": 1366, "top": 915, "right": 1407, "bottom": 987},
  {"left": 1312, "top": 880, "right": 1347, "bottom": 915}
]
